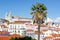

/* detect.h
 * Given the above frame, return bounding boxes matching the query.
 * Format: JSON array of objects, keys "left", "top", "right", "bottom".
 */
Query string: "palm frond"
[{"left": 31, "top": 3, "right": 47, "bottom": 24}]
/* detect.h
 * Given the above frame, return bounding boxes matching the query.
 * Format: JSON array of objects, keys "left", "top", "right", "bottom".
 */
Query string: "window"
[
  {"left": 20, "top": 28, "right": 25, "bottom": 30},
  {"left": 18, "top": 31, "right": 20, "bottom": 33},
  {"left": 18, "top": 26, "right": 20, "bottom": 28},
  {"left": 15, "top": 31, "right": 16, "bottom": 33},
  {"left": 10, "top": 25, "right": 12, "bottom": 28}
]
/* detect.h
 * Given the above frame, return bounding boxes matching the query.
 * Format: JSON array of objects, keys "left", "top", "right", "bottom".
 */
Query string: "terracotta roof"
[
  {"left": 1, "top": 25, "right": 8, "bottom": 28},
  {"left": 54, "top": 30, "right": 60, "bottom": 32},
  {"left": 0, "top": 34, "right": 23, "bottom": 40},
  {"left": 34, "top": 30, "right": 43, "bottom": 34},
  {"left": 51, "top": 33, "right": 60, "bottom": 37},
  {"left": 34, "top": 31, "right": 43, "bottom": 34},
  {"left": 45, "top": 35, "right": 53, "bottom": 38},
  {"left": 0, "top": 31, "right": 9, "bottom": 35},
  {"left": 34, "top": 23, "right": 46, "bottom": 27},
  {"left": 34, "top": 30, "right": 38, "bottom": 34},
  {"left": 34, "top": 30, "right": 48, "bottom": 34},
  {"left": 43, "top": 35, "right": 53, "bottom": 40},
  {"left": 26, "top": 29, "right": 33, "bottom": 32},
  {"left": 10, "top": 34, "right": 23, "bottom": 38},
  {"left": 0, "top": 36, "right": 10, "bottom": 40},
  {"left": 42, "top": 30, "right": 48, "bottom": 32},
  {"left": 48, "top": 26, "right": 53, "bottom": 28},
  {"left": 54, "top": 38, "right": 60, "bottom": 40},
  {"left": 10, "top": 21, "right": 31, "bottom": 24},
  {"left": 54, "top": 28, "right": 60, "bottom": 30}
]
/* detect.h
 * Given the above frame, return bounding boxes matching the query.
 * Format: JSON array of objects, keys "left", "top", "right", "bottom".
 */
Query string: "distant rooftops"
[{"left": 10, "top": 21, "right": 31, "bottom": 24}]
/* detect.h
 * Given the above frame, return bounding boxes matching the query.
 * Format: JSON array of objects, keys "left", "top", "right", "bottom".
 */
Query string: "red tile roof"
[
  {"left": 0, "top": 31, "right": 9, "bottom": 35},
  {"left": 10, "top": 34, "right": 22, "bottom": 38},
  {"left": 52, "top": 34, "right": 60, "bottom": 37},
  {"left": 45, "top": 35, "right": 53, "bottom": 38},
  {"left": 10, "top": 21, "right": 31, "bottom": 24},
  {"left": 54, "top": 38, "right": 60, "bottom": 40},
  {"left": 0, "top": 34, "right": 23, "bottom": 40},
  {"left": 1, "top": 25, "right": 8, "bottom": 28},
  {"left": 42, "top": 30, "right": 48, "bottom": 32},
  {"left": 34, "top": 30, "right": 43, "bottom": 34},
  {"left": 26, "top": 29, "right": 33, "bottom": 32},
  {"left": 34, "top": 23, "right": 46, "bottom": 27},
  {"left": 0, "top": 36, "right": 10, "bottom": 40}
]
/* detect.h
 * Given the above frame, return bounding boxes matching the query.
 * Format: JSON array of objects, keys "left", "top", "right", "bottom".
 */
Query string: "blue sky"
[{"left": 0, "top": 0, "right": 60, "bottom": 20}]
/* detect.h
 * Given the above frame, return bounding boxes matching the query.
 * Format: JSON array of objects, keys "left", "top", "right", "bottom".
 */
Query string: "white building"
[
  {"left": 8, "top": 21, "right": 31, "bottom": 36},
  {"left": 5, "top": 12, "right": 33, "bottom": 23}
]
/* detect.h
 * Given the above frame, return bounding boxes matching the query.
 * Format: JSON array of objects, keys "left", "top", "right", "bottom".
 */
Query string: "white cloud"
[
  {"left": 54, "top": 17, "right": 60, "bottom": 23},
  {"left": 45, "top": 18, "right": 53, "bottom": 23}
]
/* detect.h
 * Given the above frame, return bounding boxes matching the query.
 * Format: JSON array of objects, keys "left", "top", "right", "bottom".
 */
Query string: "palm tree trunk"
[{"left": 38, "top": 24, "right": 40, "bottom": 40}]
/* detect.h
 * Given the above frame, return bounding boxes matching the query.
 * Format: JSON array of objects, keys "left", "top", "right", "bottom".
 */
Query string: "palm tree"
[{"left": 31, "top": 3, "right": 47, "bottom": 40}]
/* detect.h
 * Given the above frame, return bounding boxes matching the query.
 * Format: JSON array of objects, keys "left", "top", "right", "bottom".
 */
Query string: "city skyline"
[{"left": 0, "top": 0, "right": 60, "bottom": 20}]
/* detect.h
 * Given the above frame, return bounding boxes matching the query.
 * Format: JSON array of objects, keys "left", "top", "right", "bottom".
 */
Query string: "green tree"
[
  {"left": 32, "top": 38, "right": 36, "bottom": 40},
  {"left": 5, "top": 19, "right": 9, "bottom": 23},
  {"left": 10, "top": 36, "right": 33, "bottom": 40},
  {"left": 15, "top": 37, "right": 19, "bottom": 40},
  {"left": 31, "top": 3, "right": 47, "bottom": 40},
  {"left": 24, "top": 36, "right": 32, "bottom": 40},
  {"left": 10, "top": 37, "right": 15, "bottom": 40}
]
